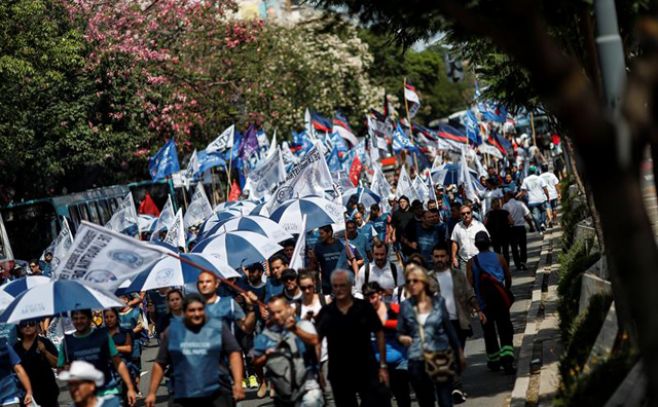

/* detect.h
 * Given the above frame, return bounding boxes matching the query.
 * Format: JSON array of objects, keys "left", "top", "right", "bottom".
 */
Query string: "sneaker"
[
  {"left": 540, "top": 224, "right": 546, "bottom": 232},
  {"left": 452, "top": 389, "right": 467, "bottom": 404},
  {"left": 519, "top": 263, "right": 528, "bottom": 271},
  {"left": 248, "top": 375, "right": 258, "bottom": 388},
  {"left": 270, "top": 387, "right": 276, "bottom": 398},
  {"left": 487, "top": 361, "right": 501, "bottom": 371},
  {"left": 256, "top": 383, "right": 268, "bottom": 398},
  {"left": 242, "top": 379, "right": 248, "bottom": 389}
]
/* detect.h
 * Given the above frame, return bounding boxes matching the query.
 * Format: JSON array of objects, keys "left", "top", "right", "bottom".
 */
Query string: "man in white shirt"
[
  {"left": 503, "top": 192, "right": 535, "bottom": 270},
  {"left": 518, "top": 166, "right": 549, "bottom": 231},
  {"left": 450, "top": 204, "right": 489, "bottom": 275},
  {"left": 539, "top": 165, "right": 561, "bottom": 227},
  {"left": 355, "top": 242, "right": 402, "bottom": 302}
]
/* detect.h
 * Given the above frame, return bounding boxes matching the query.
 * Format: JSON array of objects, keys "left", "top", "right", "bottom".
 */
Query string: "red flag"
[
  {"left": 228, "top": 179, "right": 241, "bottom": 202},
  {"left": 349, "top": 155, "right": 363, "bottom": 186},
  {"left": 138, "top": 192, "right": 161, "bottom": 217}
]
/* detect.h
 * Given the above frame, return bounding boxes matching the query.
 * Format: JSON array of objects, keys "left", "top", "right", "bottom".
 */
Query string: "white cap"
[
  {"left": 388, "top": 194, "right": 396, "bottom": 201},
  {"left": 59, "top": 361, "right": 104, "bottom": 386}
]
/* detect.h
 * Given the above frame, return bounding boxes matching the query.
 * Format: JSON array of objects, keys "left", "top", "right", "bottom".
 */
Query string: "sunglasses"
[
  {"left": 19, "top": 321, "right": 37, "bottom": 328},
  {"left": 460, "top": 211, "right": 472, "bottom": 216},
  {"left": 300, "top": 284, "right": 315, "bottom": 291}
]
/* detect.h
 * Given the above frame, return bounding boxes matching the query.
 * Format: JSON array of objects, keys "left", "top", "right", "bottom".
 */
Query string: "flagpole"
[
  {"left": 530, "top": 112, "right": 537, "bottom": 146},
  {"left": 403, "top": 77, "right": 418, "bottom": 173}
]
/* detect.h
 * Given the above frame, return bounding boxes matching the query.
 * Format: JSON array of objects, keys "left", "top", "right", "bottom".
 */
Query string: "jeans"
[
  {"left": 527, "top": 202, "right": 546, "bottom": 230},
  {"left": 509, "top": 226, "right": 528, "bottom": 267},
  {"left": 408, "top": 360, "right": 453, "bottom": 407}
]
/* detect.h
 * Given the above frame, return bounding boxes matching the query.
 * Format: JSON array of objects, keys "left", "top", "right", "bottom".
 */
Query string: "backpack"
[
  {"left": 294, "top": 294, "right": 327, "bottom": 318},
  {"left": 364, "top": 261, "right": 398, "bottom": 287},
  {"left": 262, "top": 329, "right": 308, "bottom": 402}
]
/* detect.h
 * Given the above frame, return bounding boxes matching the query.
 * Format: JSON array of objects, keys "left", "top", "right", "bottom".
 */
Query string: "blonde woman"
[{"left": 397, "top": 264, "right": 464, "bottom": 407}]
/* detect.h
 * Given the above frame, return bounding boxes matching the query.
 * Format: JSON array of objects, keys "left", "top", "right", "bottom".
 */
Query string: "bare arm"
[
  {"left": 115, "top": 333, "right": 133, "bottom": 355},
  {"left": 229, "top": 351, "right": 245, "bottom": 401},
  {"left": 113, "top": 356, "right": 136, "bottom": 405},
  {"left": 451, "top": 241, "right": 459, "bottom": 268},
  {"left": 498, "top": 254, "right": 512, "bottom": 289},
  {"left": 145, "top": 362, "right": 165, "bottom": 407},
  {"left": 14, "top": 364, "right": 33, "bottom": 405}
]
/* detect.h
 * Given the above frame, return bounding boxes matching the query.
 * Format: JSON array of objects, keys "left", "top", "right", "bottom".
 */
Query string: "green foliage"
[
  {"left": 559, "top": 293, "right": 613, "bottom": 390},
  {"left": 559, "top": 178, "right": 589, "bottom": 251},
  {"left": 358, "top": 30, "right": 474, "bottom": 122},
  {"left": 554, "top": 344, "right": 636, "bottom": 407},
  {"left": 557, "top": 240, "right": 601, "bottom": 343}
]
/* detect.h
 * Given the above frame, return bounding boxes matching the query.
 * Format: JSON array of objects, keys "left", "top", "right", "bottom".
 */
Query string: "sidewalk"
[{"left": 510, "top": 227, "right": 562, "bottom": 407}]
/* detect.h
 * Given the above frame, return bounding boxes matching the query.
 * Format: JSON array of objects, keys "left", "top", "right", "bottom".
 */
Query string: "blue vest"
[
  {"left": 168, "top": 318, "right": 223, "bottom": 399},
  {"left": 0, "top": 342, "right": 20, "bottom": 402},
  {"left": 149, "top": 291, "right": 169, "bottom": 316},
  {"left": 369, "top": 214, "right": 388, "bottom": 242},
  {"left": 64, "top": 328, "right": 117, "bottom": 392},
  {"left": 119, "top": 308, "right": 142, "bottom": 359}
]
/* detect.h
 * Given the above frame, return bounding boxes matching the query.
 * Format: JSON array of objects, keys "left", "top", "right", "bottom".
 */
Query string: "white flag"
[
  {"left": 185, "top": 149, "right": 201, "bottom": 181},
  {"left": 370, "top": 166, "right": 392, "bottom": 206},
  {"left": 43, "top": 217, "right": 74, "bottom": 270},
  {"left": 105, "top": 192, "right": 138, "bottom": 236},
  {"left": 245, "top": 148, "right": 286, "bottom": 200},
  {"left": 431, "top": 155, "right": 444, "bottom": 172},
  {"left": 183, "top": 183, "right": 213, "bottom": 229},
  {"left": 412, "top": 176, "right": 430, "bottom": 203},
  {"left": 281, "top": 141, "right": 297, "bottom": 166},
  {"left": 289, "top": 215, "right": 307, "bottom": 270},
  {"left": 269, "top": 145, "right": 334, "bottom": 209},
  {"left": 459, "top": 146, "right": 479, "bottom": 204},
  {"left": 0, "top": 213, "right": 13, "bottom": 261},
  {"left": 396, "top": 166, "right": 418, "bottom": 201},
  {"left": 206, "top": 124, "right": 235, "bottom": 153},
  {"left": 267, "top": 130, "right": 277, "bottom": 158},
  {"left": 150, "top": 196, "right": 175, "bottom": 241},
  {"left": 163, "top": 209, "right": 186, "bottom": 250},
  {"left": 54, "top": 221, "right": 167, "bottom": 289}
]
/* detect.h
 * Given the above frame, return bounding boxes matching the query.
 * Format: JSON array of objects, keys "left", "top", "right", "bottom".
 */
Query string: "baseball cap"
[{"left": 59, "top": 361, "right": 104, "bottom": 386}]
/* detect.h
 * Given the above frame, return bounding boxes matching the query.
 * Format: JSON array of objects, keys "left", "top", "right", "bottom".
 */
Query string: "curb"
[{"left": 510, "top": 228, "right": 561, "bottom": 407}]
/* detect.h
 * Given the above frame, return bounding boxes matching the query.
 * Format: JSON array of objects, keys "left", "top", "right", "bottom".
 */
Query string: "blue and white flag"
[
  {"left": 281, "top": 142, "right": 298, "bottom": 166},
  {"left": 412, "top": 176, "right": 430, "bottom": 203},
  {"left": 183, "top": 183, "right": 213, "bottom": 229},
  {"left": 392, "top": 123, "right": 415, "bottom": 152},
  {"left": 105, "top": 192, "right": 139, "bottom": 236},
  {"left": 54, "top": 221, "right": 167, "bottom": 290},
  {"left": 370, "top": 165, "right": 392, "bottom": 211},
  {"left": 163, "top": 209, "right": 186, "bottom": 250},
  {"left": 244, "top": 148, "right": 286, "bottom": 200},
  {"left": 185, "top": 150, "right": 201, "bottom": 181},
  {"left": 206, "top": 125, "right": 235, "bottom": 154},
  {"left": 149, "top": 139, "right": 180, "bottom": 181},
  {"left": 326, "top": 147, "right": 342, "bottom": 173},
  {"left": 42, "top": 217, "right": 73, "bottom": 271},
  {"left": 269, "top": 145, "right": 334, "bottom": 209},
  {"left": 465, "top": 109, "right": 482, "bottom": 145},
  {"left": 396, "top": 166, "right": 418, "bottom": 201},
  {"left": 150, "top": 196, "right": 175, "bottom": 241},
  {"left": 197, "top": 150, "right": 227, "bottom": 174}
]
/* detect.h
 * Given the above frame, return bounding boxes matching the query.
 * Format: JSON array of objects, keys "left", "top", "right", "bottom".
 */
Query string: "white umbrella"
[
  {"left": 1, "top": 276, "right": 51, "bottom": 298},
  {"left": 269, "top": 196, "right": 346, "bottom": 234},
  {"left": 192, "top": 231, "right": 282, "bottom": 268},
  {"left": 204, "top": 216, "right": 293, "bottom": 243},
  {"left": 0, "top": 280, "right": 123, "bottom": 324}
]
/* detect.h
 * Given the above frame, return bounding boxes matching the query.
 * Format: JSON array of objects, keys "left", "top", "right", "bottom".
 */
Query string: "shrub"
[
  {"left": 559, "top": 293, "right": 613, "bottom": 390},
  {"left": 557, "top": 240, "right": 601, "bottom": 342}
]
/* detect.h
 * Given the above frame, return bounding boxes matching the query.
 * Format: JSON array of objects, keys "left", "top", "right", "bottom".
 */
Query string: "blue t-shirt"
[
  {"left": 206, "top": 296, "right": 246, "bottom": 334},
  {"left": 315, "top": 240, "right": 362, "bottom": 293},
  {"left": 368, "top": 213, "right": 388, "bottom": 242},
  {"left": 349, "top": 232, "right": 371, "bottom": 265},
  {"left": 264, "top": 278, "right": 284, "bottom": 303},
  {"left": 0, "top": 343, "right": 21, "bottom": 404}
]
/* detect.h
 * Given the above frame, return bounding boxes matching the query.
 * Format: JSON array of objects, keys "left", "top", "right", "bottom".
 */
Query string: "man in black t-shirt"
[
  {"left": 484, "top": 199, "right": 513, "bottom": 265},
  {"left": 316, "top": 269, "right": 391, "bottom": 407}
]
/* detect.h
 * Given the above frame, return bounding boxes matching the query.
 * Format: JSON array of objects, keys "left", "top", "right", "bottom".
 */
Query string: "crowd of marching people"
[{"left": 0, "top": 137, "right": 565, "bottom": 407}]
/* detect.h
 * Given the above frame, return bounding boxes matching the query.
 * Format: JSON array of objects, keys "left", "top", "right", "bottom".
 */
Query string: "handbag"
[{"left": 415, "top": 305, "right": 455, "bottom": 383}]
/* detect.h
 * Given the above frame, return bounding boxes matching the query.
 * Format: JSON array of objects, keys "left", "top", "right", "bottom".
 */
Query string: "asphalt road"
[{"left": 56, "top": 231, "right": 544, "bottom": 407}]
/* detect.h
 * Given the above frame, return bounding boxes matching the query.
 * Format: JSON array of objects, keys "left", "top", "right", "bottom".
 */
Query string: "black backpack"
[{"left": 363, "top": 261, "right": 398, "bottom": 286}]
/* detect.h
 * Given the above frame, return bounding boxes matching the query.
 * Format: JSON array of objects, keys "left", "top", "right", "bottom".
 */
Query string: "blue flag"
[
  {"left": 148, "top": 139, "right": 180, "bottom": 181},
  {"left": 464, "top": 109, "right": 482, "bottom": 145},
  {"left": 197, "top": 150, "right": 227, "bottom": 175},
  {"left": 292, "top": 130, "right": 313, "bottom": 155},
  {"left": 326, "top": 147, "right": 341, "bottom": 172}
]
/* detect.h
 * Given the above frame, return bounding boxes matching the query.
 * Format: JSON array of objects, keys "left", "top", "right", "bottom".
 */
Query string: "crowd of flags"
[{"left": 146, "top": 78, "right": 531, "bottom": 214}]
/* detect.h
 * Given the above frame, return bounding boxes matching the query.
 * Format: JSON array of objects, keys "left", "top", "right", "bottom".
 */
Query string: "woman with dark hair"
[
  {"left": 363, "top": 282, "right": 410, "bottom": 407},
  {"left": 156, "top": 288, "right": 184, "bottom": 337},
  {"left": 145, "top": 294, "right": 245, "bottom": 407},
  {"left": 14, "top": 319, "right": 59, "bottom": 407},
  {"left": 398, "top": 265, "right": 464, "bottom": 407},
  {"left": 57, "top": 309, "right": 137, "bottom": 406},
  {"left": 104, "top": 308, "right": 136, "bottom": 402},
  {"left": 467, "top": 231, "right": 515, "bottom": 374}
]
